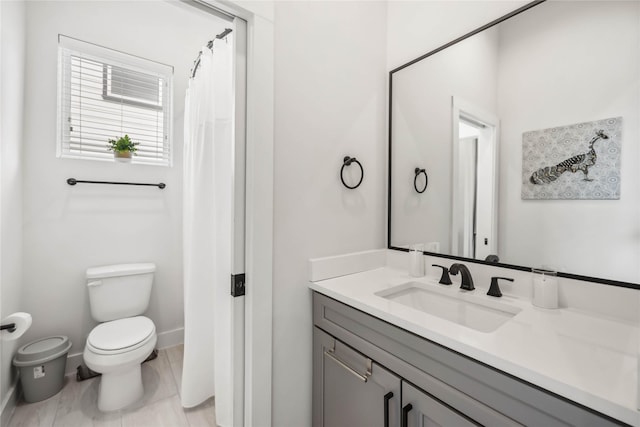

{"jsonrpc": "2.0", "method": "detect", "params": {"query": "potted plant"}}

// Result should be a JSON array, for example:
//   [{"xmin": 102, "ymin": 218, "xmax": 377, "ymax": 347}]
[{"xmin": 107, "ymin": 135, "xmax": 138, "ymax": 162}]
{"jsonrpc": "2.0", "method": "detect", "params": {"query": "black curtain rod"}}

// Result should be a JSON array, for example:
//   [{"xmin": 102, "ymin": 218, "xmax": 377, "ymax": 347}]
[
  {"xmin": 191, "ymin": 28, "xmax": 233, "ymax": 78},
  {"xmin": 207, "ymin": 28, "xmax": 233, "ymax": 49},
  {"xmin": 67, "ymin": 178, "xmax": 166, "ymax": 189}
]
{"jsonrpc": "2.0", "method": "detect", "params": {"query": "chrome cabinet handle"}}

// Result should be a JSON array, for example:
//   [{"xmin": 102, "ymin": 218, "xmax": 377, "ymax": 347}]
[{"xmin": 324, "ymin": 349, "xmax": 371, "ymax": 382}]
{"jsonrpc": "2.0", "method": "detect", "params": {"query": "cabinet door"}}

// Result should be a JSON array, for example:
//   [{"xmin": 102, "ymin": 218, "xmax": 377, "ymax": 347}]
[
  {"xmin": 314, "ymin": 328, "xmax": 401, "ymax": 427},
  {"xmin": 401, "ymin": 381, "xmax": 476, "ymax": 427}
]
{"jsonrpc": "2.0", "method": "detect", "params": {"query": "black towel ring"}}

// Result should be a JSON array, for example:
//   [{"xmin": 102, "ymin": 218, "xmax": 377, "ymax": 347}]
[
  {"xmin": 341, "ymin": 156, "xmax": 364, "ymax": 189},
  {"xmin": 414, "ymin": 168, "xmax": 428, "ymax": 193}
]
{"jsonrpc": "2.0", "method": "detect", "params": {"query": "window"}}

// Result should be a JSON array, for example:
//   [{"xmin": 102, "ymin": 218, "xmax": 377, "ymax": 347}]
[{"xmin": 57, "ymin": 35, "xmax": 173, "ymax": 166}]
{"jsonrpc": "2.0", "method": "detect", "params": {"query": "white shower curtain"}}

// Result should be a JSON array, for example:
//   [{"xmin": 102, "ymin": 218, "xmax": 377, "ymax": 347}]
[{"xmin": 182, "ymin": 37, "xmax": 234, "ymax": 427}]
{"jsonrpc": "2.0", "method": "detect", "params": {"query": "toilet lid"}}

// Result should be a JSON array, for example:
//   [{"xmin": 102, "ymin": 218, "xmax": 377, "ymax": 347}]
[{"xmin": 88, "ymin": 316, "xmax": 155, "ymax": 351}]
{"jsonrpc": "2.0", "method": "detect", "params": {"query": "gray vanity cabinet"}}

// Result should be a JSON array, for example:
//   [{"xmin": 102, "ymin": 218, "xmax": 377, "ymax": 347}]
[
  {"xmin": 313, "ymin": 292, "xmax": 628, "ymax": 427},
  {"xmin": 315, "ymin": 327, "xmax": 483, "ymax": 427},
  {"xmin": 314, "ymin": 328, "xmax": 401, "ymax": 427}
]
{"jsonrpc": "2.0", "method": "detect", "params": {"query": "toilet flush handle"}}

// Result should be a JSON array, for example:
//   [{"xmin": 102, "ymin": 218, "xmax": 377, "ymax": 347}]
[{"xmin": 87, "ymin": 280, "xmax": 102, "ymax": 287}]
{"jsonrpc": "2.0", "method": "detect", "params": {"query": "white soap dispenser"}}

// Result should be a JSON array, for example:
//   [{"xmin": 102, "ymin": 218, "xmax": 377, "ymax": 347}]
[
  {"xmin": 408, "ymin": 244, "xmax": 425, "ymax": 277},
  {"xmin": 531, "ymin": 268, "xmax": 558, "ymax": 309}
]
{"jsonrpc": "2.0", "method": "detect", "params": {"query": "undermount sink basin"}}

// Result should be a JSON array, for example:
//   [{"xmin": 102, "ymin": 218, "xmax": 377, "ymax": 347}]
[{"xmin": 376, "ymin": 281, "xmax": 522, "ymax": 333}]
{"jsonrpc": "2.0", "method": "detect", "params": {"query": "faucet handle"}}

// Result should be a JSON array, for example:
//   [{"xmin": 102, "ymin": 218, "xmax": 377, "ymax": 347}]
[
  {"xmin": 431, "ymin": 264, "xmax": 452, "ymax": 285},
  {"xmin": 487, "ymin": 277, "xmax": 514, "ymax": 298}
]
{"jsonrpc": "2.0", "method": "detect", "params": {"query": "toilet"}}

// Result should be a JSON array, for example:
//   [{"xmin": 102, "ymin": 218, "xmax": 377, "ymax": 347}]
[{"xmin": 83, "ymin": 263, "xmax": 157, "ymax": 412}]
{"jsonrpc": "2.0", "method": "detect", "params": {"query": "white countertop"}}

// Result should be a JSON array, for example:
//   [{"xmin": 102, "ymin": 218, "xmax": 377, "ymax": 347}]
[{"xmin": 310, "ymin": 266, "xmax": 640, "ymax": 426}]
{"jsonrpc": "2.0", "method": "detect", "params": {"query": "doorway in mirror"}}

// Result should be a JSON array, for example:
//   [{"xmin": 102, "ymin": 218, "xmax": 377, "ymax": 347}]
[{"xmin": 452, "ymin": 98, "xmax": 499, "ymax": 262}]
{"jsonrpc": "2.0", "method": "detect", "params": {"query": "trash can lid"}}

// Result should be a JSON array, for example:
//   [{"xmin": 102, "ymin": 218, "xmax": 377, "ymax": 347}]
[{"xmin": 13, "ymin": 336, "xmax": 72, "ymax": 366}]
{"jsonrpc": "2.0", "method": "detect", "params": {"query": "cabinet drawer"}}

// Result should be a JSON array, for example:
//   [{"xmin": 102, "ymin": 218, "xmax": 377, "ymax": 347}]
[
  {"xmin": 402, "ymin": 381, "xmax": 476, "ymax": 427},
  {"xmin": 314, "ymin": 328, "xmax": 401, "ymax": 427}
]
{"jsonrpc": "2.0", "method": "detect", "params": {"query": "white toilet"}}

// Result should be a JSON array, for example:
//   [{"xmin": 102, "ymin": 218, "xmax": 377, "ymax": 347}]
[{"xmin": 83, "ymin": 263, "xmax": 157, "ymax": 412}]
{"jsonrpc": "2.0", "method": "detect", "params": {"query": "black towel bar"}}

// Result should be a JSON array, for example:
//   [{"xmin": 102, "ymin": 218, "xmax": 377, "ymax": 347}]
[{"xmin": 67, "ymin": 178, "xmax": 166, "ymax": 189}]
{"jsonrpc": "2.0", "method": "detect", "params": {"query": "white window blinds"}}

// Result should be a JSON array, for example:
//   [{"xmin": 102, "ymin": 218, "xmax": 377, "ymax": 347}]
[{"xmin": 57, "ymin": 35, "xmax": 173, "ymax": 166}]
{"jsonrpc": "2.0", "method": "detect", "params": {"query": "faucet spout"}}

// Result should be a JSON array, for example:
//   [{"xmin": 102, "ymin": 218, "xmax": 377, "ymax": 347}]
[{"xmin": 449, "ymin": 263, "xmax": 475, "ymax": 291}]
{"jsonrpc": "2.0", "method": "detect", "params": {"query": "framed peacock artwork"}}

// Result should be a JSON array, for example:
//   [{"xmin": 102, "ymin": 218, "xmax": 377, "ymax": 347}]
[{"xmin": 521, "ymin": 117, "xmax": 622, "ymax": 200}]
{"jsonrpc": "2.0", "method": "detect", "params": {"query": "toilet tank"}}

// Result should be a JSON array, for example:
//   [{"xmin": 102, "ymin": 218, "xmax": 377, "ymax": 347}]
[{"xmin": 86, "ymin": 263, "xmax": 156, "ymax": 322}]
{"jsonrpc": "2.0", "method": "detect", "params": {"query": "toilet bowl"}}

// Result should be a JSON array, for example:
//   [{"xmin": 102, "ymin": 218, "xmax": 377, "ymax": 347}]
[
  {"xmin": 84, "ymin": 316, "xmax": 157, "ymax": 411},
  {"xmin": 83, "ymin": 263, "xmax": 156, "ymax": 411}
]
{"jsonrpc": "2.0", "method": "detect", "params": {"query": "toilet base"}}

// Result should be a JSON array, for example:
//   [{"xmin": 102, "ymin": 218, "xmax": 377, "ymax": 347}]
[{"xmin": 98, "ymin": 364, "xmax": 143, "ymax": 412}]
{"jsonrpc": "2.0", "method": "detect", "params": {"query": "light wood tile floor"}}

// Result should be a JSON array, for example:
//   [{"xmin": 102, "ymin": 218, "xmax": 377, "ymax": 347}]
[{"xmin": 8, "ymin": 345, "xmax": 215, "ymax": 427}]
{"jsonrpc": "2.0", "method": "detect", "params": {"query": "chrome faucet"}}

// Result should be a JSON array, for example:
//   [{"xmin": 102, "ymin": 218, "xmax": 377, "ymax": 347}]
[{"xmin": 449, "ymin": 263, "xmax": 475, "ymax": 291}]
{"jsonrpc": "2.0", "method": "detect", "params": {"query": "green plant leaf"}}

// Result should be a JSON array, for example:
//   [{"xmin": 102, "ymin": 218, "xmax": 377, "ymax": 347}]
[{"xmin": 107, "ymin": 134, "xmax": 139, "ymax": 154}]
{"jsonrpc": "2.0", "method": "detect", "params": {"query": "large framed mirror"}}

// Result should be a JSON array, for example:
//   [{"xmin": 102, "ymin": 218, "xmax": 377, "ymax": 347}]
[{"xmin": 388, "ymin": 0, "xmax": 640, "ymax": 287}]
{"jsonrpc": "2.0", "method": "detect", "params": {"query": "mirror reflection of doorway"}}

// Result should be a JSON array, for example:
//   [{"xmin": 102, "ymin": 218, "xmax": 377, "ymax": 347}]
[
  {"xmin": 452, "ymin": 98, "xmax": 499, "ymax": 261},
  {"xmin": 458, "ymin": 131, "xmax": 479, "ymax": 258}
]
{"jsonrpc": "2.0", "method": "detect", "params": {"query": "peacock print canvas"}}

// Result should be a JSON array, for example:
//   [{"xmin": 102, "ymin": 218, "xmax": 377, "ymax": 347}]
[{"xmin": 521, "ymin": 117, "xmax": 622, "ymax": 200}]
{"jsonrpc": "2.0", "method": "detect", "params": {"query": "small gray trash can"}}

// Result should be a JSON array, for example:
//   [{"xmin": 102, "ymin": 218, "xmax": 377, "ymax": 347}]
[{"xmin": 13, "ymin": 336, "xmax": 72, "ymax": 402}]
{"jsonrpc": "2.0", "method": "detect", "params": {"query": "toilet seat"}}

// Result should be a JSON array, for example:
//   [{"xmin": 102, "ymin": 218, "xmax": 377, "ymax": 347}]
[{"xmin": 87, "ymin": 316, "xmax": 155, "ymax": 355}]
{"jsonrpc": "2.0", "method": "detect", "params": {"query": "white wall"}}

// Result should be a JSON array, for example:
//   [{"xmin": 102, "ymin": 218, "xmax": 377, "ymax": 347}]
[
  {"xmin": 273, "ymin": 1, "xmax": 387, "ymax": 425},
  {"xmin": 21, "ymin": 1, "xmax": 226, "ymax": 368},
  {"xmin": 0, "ymin": 0, "xmax": 26, "ymax": 414}
]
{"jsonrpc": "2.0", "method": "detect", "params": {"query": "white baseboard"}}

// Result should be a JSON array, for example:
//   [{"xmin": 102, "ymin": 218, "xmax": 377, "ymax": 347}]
[
  {"xmin": 1, "ymin": 381, "xmax": 19, "ymax": 427},
  {"xmin": 156, "ymin": 327, "xmax": 184, "ymax": 350},
  {"xmin": 65, "ymin": 327, "xmax": 184, "ymax": 375}
]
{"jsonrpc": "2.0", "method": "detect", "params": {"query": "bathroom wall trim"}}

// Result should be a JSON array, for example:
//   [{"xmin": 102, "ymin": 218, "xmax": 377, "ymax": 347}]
[
  {"xmin": 227, "ymin": 5, "xmax": 275, "ymax": 427},
  {"xmin": 156, "ymin": 327, "xmax": 185, "ymax": 350},
  {"xmin": 0, "ymin": 382, "xmax": 19, "ymax": 427}
]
